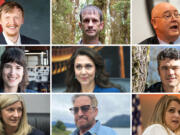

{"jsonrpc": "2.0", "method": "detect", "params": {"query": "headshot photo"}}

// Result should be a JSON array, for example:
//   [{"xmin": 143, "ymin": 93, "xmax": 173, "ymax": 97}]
[
  {"xmin": 52, "ymin": 0, "xmax": 130, "ymax": 44},
  {"xmin": 0, "ymin": 94, "xmax": 50, "ymax": 135},
  {"xmin": 0, "ymin": 0, "xmax": 50, "ymax": 45},
  {"xmin": 132, "ymin": 0, "xmax": 180, "ymax": 44},
  {"xmin": 52, "ymin": 46, "xmax": 130, "ymax": 92},
  {"xmin": 0, "ymin": 46, "xmax": 50, "ymax": 93},
  {"xmin": 132, "ymin": 94, "xmax": 180, "ymax": 135},
  {"xmin": 52, "ymin": 94, "xmax": 130, "ymax": 135},
  {"xmin": 132, "ymin": 46, "xmax": 180, "ymax": 92}
]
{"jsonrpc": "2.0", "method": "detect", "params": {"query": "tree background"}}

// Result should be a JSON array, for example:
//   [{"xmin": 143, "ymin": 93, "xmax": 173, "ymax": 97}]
[{"xmin": 52, "ymin": 0, "xmax": 130, "ymax": 44}]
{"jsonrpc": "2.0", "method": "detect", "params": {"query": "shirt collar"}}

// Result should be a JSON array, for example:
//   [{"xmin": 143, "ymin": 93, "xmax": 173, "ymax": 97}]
[
  {"xmin": 158, "ymin": 36, "xmax": 180, "ymax": 44},
  {"xmin": 74, "ymin": 120, "xmax": 100, "ymax": 135},
  {"xmin": 3, "ymin": 32, "xmax": 21, "ymax": 45}
]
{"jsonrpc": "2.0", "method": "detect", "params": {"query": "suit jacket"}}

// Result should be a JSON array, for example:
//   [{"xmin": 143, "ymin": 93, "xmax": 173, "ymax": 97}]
[
  {"xmin": 0, "ymin": 33, "xmax": 40, "ymax": 44},
  {"xmin": 28, "ymin": 128, "xmax": 45, "ymax": 135},
  {"xmin": 139, "ymin": 36, "xmax": 159, "ymax": 44}
]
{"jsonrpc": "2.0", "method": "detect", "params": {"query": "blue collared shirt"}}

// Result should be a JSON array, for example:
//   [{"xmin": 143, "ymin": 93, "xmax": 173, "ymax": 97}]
[
  {"xmin": 71, "ymin": 121, "xmax": 118, "ymax": 135},
  {"xmin": 93, "ymin": 85, "xmax": 120, "ymax": 93}
]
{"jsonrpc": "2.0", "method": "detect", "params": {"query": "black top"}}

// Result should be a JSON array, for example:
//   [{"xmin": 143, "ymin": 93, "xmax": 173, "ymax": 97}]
[
  {"xmin": 0, "ymin": 33, "xmax": 40, "ymax": 44},
  {"xmin": 28, "ymin": 128, "xmax": 45, "ymax": 135},
  {"xmin": 139, "ymin": 36, "xmax": 160, "ymax": 44},
  {"xmin": 144, "ymin": 82, "xmax": 164, "ymax": 92}
]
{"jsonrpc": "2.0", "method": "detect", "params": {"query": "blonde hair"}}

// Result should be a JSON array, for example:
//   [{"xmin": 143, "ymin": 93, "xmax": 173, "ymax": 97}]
[
  {"xmin": 149, "ymin": 95, "xmax": 180, "ymax": 134},
  {"xmin": 0, "ymin": 95, "xmax": 32, "ymax": 135}
]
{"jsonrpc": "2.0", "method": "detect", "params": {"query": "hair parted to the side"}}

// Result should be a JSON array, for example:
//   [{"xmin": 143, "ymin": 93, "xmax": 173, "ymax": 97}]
[
  {"xmin": 80, "ymin": 5, "xmax": 103, "ymax": 22},
  {"xmin": 72, "ymin": 94, "xmax": 98, "ymax": 108},
  {"xmin": 148, "ymin": 95, "xmax": 180, "ymax": 133},
  {"xmin": 157, "ymin": 48, "xmax": 180, "ymax": 67},
  {"xmin": 0, "ymin": 1, "xmax": 24, "ymax": 17},
  {"xmin": 65, "ymin": 47, "xmax": 122, "ymax": 92},
  {"xmin": 0, "ymin": 94, "xmax": 32, "ymax": 135},
  {"xmin": 0, "ymin": 48, "xmax": 29, "ymax": 92}
]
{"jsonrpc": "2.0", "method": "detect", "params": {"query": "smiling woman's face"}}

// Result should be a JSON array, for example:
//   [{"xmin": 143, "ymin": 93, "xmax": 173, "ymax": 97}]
[
  {"xmin": 74, "ymin": 55, "xmax": 96, "ymax": 88},
  {"xmin": 1, "ymin": 101, "xmax": 23, "ymax": 129}
]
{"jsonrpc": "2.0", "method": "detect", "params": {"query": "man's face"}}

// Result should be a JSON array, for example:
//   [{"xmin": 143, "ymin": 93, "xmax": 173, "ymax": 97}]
[
  {"xmin": 158, "ymin": 58, "xmax": 180, "ymax": 89},
  {"xmin": 0, "ymin": 7, "xmax": 24, "ymax": 37},
  {"xmin": 151, "ymin": 4, "xmax": 179, "ymax": 42},
  {"xmin": 73, "ymin": 96, "xmax": 97, "ymax": 130},
  {"xmin": 79, "ymin": 10, "xmax": 104, "ymax": 39}
]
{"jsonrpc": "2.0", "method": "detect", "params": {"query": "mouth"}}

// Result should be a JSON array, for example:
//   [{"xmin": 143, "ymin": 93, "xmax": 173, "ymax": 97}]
[
  {"xmin": 7, "ymin": 76, "xmax": 17, "ymax": 82},
  {"xmin": 169, "ymin": 24, "xmax": 178, "ymax": 31},
  {"xmin": 172, "ymin": 120, "xmax": 179, "ymax": 124}
]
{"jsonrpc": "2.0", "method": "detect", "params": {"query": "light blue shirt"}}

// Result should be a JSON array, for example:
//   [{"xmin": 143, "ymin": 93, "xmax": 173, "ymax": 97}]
[{"xmin": 70, "ymin": 121, "xmax": 118, "ymax": 135}]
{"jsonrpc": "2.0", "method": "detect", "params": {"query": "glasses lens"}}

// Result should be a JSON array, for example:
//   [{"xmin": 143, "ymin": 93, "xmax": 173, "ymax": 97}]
[{"xmin": 81, "ymin": 105, "xmax": 91, "ymax": 112}]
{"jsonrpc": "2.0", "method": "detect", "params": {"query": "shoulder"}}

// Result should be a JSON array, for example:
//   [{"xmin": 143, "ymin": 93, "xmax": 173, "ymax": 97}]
[
  {"xmin": 143, "ymin": 124, "xmax": 169, "ymax": 135},
  {"xmin": 21, "ymin": 34, "xmax": 40, "ymax": 44},
  {"xmin": 0, "ymin": 33, "xmax": 6, "ymax": 44},
  {"xmin": 98, "ymin": 125, "xmax": 117, "ymax": 135},
  {"xmin": 139, "ymin": 36, "xmax": 159, "ymax": 44},
  {"xmin": 144, "ymin": 82, "xmax": 163, "ymax": 92},
  {"xmin": 94, "ymin": 85, "xmax": 120, "ymax": 93},
  {"xmin": 28, "ymin": 128, "xmax": 45, "ymax": 135}
]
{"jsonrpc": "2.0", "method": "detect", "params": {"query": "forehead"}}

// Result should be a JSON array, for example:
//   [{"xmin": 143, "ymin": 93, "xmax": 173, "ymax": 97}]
[
  {"xmin": 152, "ymin": 3, "xmax": 177, "ymax": 16},
  {"xmin": 159, "ymin": 58, "xmax": 180, "ymax": 66},
  {"xmin": 74, "ymin": 96, "xmax": 91, "ymax": 106},
  {"xmin": 4, "ymin": 62, "xmax": 22, "ymax": 66},
  {"xmin": 167, "ymin": 101, "xmax": 180, "ymax": 109},
  {"xmin": 81, "ymin": 9, "xmax": 100, "ymax": 19},
  {"xmin": 4, "ymin": 101, "xmax": 22, "ymax": 109},
  {"xmin": 1, "ymin": 7, "xmax": 23, "ymax": 16},
  {"xmin": 75, "ymin": 55, "xmax": 94, "ymax": 64}
]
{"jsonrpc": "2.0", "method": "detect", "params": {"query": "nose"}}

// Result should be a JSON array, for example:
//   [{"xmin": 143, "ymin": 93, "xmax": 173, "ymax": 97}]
[
  {"xmin": 77, "ymin": 108, "xmax": 83, "ymax": 116},
  {"xmin": 167, "ymin": 68, "xmax": 175, "ymax": 75},
  {"xmin": 8, "ymin": 17, "xmax": 16, "ymax": 25},
  {"xmin": 88, "ymin": 20, "xmax": 93, "ymax": 27},
  {"xmin": 10, "ymin": 67, "xmax": 16, "ymax": 74},
  {"xmin": 13, "ymin": 110, "xmax": 19, "ymax": 117},
  {"xmin": 81, "ymin": 67, "xmax": 86, "ymax": 74}
]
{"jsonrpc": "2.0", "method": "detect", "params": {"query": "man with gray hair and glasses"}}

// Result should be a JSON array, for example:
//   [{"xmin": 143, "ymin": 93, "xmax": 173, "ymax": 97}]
[
  {"xmin": 140, "ymin": 2, "xmax": 180, "ymax": 44},
  {"xmin": 69, "ymin": 94, "xmax": 117, "ymax": 135}
]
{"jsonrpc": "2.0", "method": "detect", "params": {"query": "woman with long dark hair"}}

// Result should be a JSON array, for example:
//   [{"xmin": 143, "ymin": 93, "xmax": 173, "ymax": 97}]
[{"xmin": 66, "ymin": 47, "xmax": 123, "ymax": 92}]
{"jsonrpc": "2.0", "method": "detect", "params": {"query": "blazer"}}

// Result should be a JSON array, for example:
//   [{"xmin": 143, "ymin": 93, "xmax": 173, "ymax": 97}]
[
  {"xmin": 0, "ymin": 33, "xmax": 40, "ymax": 44},
  {"xmin": 139, "ymin": 36, "xmax": 159, "ymax": 44},
  {"xmin": 28, "ymin": 128, "xmax": 45, "ymax": 135}
]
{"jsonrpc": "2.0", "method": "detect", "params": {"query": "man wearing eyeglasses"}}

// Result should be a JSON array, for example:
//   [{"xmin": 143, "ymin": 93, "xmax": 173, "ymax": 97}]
[
  {"xmin": 70, "ymin": 94, "xmax": 117, "ymax": 135},
  {"xmin": 145, "ymin": 48, "xmax": 180, "ymax": 92},
  {"xmin": 140, "ymin": 2, "xmax": 180, "ymax": 44}
]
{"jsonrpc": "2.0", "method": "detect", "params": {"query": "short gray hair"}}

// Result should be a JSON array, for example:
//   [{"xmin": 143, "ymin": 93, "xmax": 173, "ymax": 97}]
[{"xmin": 72, "ymin": 94, "xmax": 98, "ymax": 107}]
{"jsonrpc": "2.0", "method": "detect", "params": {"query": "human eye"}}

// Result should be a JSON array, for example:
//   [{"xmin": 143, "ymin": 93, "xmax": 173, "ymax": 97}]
[
  {"xmin": 4, "ymin": 64, "xmax": 11, "ymax": 69},
  {"xmin": 168, "ymin": 108, "xmax": 175, "ymax": 113},
  {"xmin": 172, "ymin": 66, "xmax": 180, "ymax": 70},
  {"xmin": 83, "ymin": 19, "xmax": 90, "ymax": 23},
  {"xmin": 17, "ymin": 107, "xmax": 23, "ymax": 113},
  {"xmin": 92, "ymin": 19, "xmax": 98, "ymax": 23},
  {"xmin": 161, "ymin": 66, "xmax": 168, "ymax": 71},
  {"xmin": 85, "ymin": 64, "xmax": 92, "ymax": 69},
  {"xmin": 16, "ymin": 65, "xmax": 23, "ymax": 70},
  {"xmin": 75, "ymin": 64, "xmax": 82, "ymax": 70},
  {"xmin": 174, "ymin": 11, "xmax": 179, "ymax": 17},
  {"xmin": 163, "ymin": 12, "xmax": 171, "ymax": 19},
  {"xmin": 7, "ymin": 108, "xmax": 14, "ymax": 112}
]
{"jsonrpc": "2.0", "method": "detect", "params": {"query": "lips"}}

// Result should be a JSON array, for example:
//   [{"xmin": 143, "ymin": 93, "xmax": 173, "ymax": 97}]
[{"xmin": 169, "ymin": 24, "xmax": 179, "ymax": 31}]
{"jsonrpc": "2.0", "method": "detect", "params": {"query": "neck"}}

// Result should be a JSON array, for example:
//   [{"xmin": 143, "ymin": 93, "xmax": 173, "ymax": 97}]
[
  {"xmin": 4, "ymin": 85, "xmax": 18, "ymax": 93},
  {"xmin": 82, "ymin": 36, "xmax": 100, "ymax": 44},
  {"xmin": 163, "ymin": 85, "xmax": 180, "ymax": 93},
  {"xmin": 5, "ymin": 125, "xmax": 18, "ymax": 135},
  {"xmin": 81, "ymin": 82, "xmax": 95, "ymax": 92},
  {"xmin": 4, "ymin": 32, "xmax": 19, "ymax": 44},
  {"xmin": 157, "ymin": 34, "xmax": 178, "ymax": 43}
]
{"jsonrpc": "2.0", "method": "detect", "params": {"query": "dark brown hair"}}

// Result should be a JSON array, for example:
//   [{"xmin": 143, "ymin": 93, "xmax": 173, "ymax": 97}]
[
  {"xmin": 0, "ymin": 48, "xmax": 29, "ymax": 92},
  {"xmin": 65, "ymin": 47, "xmax": 121, "ymax": 92}
]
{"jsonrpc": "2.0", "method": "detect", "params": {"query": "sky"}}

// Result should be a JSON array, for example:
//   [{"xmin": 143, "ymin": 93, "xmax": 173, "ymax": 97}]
[{"xmin": 52, "ymin": 93, "xmax": 130, "ymax": 124}]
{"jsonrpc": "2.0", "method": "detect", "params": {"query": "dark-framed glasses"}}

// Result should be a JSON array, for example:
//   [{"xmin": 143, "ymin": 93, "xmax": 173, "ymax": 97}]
[
  {"xmin": 69, "ymin": 105, "xmax": 94, "ymax": 114},
  {"xmin": 154, "ymin": 11, "xmax": 180, "ymax": 20}
]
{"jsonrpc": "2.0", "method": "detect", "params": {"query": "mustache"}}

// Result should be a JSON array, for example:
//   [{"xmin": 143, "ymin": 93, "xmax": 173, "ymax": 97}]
[{"xmin": 78, "ymin": 115, "xmax": 88, "ymax": 120}]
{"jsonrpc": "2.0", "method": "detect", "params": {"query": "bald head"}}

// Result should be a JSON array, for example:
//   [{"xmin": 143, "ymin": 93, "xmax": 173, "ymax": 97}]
[
  {"xmin": 151, "ymin": 2, "xmax": 178, "ymax": 18},
  {"xmin": 151, "ymin": 2, "xmax": 180, "ymax": 43}
]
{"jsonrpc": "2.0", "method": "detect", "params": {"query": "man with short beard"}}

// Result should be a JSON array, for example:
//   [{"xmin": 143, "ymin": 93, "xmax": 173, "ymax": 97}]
[
  {"xmin": 79, "ymin": 5, "xmax": 104, "ymax": 44},
  {"xmin": 70, "ymin": 94, "xmax": 117, "ymax": 135},
  {"xmin": 0, "ymin": 1, "xmax": 39, "ymax": 45},
  {"xmin": 140, "ymin": 2, "xmax": 180, "ymax": 44},
  {"xmin": 145, "ymin": 48, "xmax": 180, "ymax": 92}
]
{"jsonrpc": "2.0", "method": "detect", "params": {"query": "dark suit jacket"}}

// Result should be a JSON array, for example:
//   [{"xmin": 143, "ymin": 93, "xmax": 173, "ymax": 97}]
[
  {"xmin": 139, "ymin": 36, "xmax": 159, "ymax": 44},
  {"xmin": 0, "ymin": 33, "xmax": 40, "ymax": 44}
]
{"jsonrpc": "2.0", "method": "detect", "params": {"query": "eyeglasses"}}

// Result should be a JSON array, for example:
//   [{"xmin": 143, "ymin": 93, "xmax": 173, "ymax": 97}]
[
  {"xmin": 153, "ymin": 11, "xmax": 180, "ymax": 20},
  {"xmin": 69, "ymin": 105, "xmax": 95, "ymax": 114}
]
